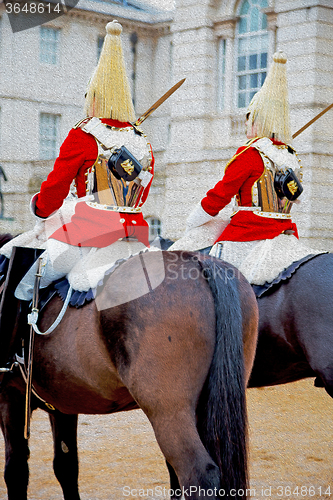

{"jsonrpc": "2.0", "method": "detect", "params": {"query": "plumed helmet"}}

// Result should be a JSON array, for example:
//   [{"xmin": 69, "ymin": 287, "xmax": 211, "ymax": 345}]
[
  {"xmin": 247, "ymin": 50, "xmax": 291, "ymax": 144},
  {"xmin": 84, "ymin": 20, "xmax": 135, "ymax": 122}
]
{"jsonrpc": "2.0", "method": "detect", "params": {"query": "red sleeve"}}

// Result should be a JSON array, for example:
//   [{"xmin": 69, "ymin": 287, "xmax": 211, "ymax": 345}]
[
  {"xmin": 201, "ymin": 146, "xmax": 264, "ymax": 216},
  {"xmin": 35, "ymin": 128, "xmax": 97, "ymax": 218}
]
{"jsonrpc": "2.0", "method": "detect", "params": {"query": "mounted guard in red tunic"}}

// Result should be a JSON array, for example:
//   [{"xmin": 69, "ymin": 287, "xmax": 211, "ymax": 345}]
[
  {"xmin": 171, "ymin": 51, "xmax": 325, "ymax": 286},
  {"xmin": 0, "ymin": 20, "xmax": 155, "ymax": 368}
]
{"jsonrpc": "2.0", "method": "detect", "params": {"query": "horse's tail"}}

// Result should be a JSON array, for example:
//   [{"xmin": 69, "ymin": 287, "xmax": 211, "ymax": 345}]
[{"xmin": 197, "ymin": 257, "xmax": 248, "ymax": 499}]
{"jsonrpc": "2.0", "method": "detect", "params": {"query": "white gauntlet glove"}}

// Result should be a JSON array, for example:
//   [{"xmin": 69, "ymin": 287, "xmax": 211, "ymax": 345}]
[
  {"xmin": 185, "ymin": 203, "xmax": 215, "ymax": 234},
  {"xmin": 30, "ymin": 192, "xmax": 48, "ymax": 241}
]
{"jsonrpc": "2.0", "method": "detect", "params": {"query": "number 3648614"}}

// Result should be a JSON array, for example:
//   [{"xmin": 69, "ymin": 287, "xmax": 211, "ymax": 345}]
[{"xmin": 5, "ymin": 3, "xmax": 63, "ymax": 14}]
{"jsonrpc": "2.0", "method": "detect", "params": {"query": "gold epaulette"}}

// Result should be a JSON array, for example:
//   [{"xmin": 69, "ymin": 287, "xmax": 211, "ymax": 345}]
[{"xmin": 224, "ymin": 137, "xmax": 259, "ymax": 172}]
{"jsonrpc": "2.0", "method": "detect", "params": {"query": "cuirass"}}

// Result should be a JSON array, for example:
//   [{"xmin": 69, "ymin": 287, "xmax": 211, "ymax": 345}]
[
  {"xmin": 80, "ymin": 117, "xmax": 153, "ymax": 210},
  {"xmin": 251, "ymin": 138, "xmax": 303, "ymax": 215}
]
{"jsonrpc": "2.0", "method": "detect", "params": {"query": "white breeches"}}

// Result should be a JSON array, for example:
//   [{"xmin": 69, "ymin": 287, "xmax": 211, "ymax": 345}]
[
  {"xmin": 15, "ymin": 239, "xmax": 92, "ymax": 301},
  {"xmin": 15, "ymin": 238, "xmax": 148, "ymax": 301}
]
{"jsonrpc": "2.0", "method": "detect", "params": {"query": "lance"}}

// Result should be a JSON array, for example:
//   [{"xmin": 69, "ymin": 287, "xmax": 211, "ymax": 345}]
[
  {"xmin": 134, "ymin": 78, "xmax": 186, "ymax": 127},
  {"xmin": 292, "ymin": 102, "xmax": 333, "ymax": 139}
]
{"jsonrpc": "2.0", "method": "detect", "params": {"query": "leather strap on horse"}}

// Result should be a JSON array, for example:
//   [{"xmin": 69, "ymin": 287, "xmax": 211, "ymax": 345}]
[
  {"xmin": 28, "ymin": 283, "xmax": 73, "ymax": 336},
  {"xmin": 24, "ymin": 257, "xmax": 43, "ymax": 440}
]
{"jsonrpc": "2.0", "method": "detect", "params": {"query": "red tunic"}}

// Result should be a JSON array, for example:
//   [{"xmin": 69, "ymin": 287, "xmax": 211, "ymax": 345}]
[
  {"xmin": 201, "ymin": 139, "xmax": 298, "ymax": 243},
  {"xmin": 35, "ymin": 119, "xmax": 154, "ymax": 247}
]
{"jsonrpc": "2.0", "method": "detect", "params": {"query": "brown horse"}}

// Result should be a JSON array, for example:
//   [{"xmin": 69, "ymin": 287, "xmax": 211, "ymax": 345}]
[{"xmin": 0, "ymin": 243, "xmax": 258, "ymax": 500}]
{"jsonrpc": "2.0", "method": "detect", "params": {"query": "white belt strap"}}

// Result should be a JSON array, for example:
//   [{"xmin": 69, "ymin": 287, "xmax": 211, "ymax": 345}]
[{"xmin": 27, "ymin": 285, "xmax": 73, "ymax": 336}]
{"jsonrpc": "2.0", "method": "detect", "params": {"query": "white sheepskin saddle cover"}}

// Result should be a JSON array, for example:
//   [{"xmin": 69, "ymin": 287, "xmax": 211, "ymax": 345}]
[
  {"xmin": 67, "ymin": 240, "xmax": 154, "ymax": 292},
  {"xmin": 211, "ymin": 234, "xmax": 325, "ymax": 285},
  {"xmin": 169, "ymin": 220, "xmax": 325, "ymax": 286}
]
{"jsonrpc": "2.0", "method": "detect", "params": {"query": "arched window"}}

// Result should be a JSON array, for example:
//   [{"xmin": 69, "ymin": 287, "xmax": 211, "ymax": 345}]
[
  {"xmin": 146, "ymin": 217, "xmax": 162, "ymax": 241},
  {"xmin": 236, "ymin": 0, "xmax": 269, "ymax": 109}
]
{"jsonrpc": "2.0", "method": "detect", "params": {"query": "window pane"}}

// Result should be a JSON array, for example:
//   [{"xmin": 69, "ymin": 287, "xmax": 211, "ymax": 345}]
[
  {"xmin": 238, "ymin": 56, "xmax": 246, "ymax": 72},
  {"xmin": 238, "ymin": 38, "xmax": 248, "ymax": 54},
  {"xmin": 261, "ymin": 13, "xmax": 267, "ymax": 30},
  {"xmin": 238, "ymin": 93, "xmax": 246, "ymax": 108},
  {"xmin": 40, "ymin": 113, "xmax": 60, "ymax": 160},
  {"xmin": 240, "ymin": 0, "xmax": 250, "ymax": 15},
  {"xmin": 250, "ymin": 73, "xmax": 258, "ymax": 88},
  {"xmin": 260, "ymin": 52, "xmax": 267, "ymax": 68},
  {"xmin": 147, "ymin": 217, "xmax": 162, "ymax": 240},
  {"xmin": 249, "ymin": 54, "xmax": 258, "ymax": 70},
  {"xmin": 238, "ymin": 17, "xmax": 248, "ymax": 34},
  {"xmin": 40, "ymin": 27, "xmax": 60, "ymax": 64},
  {"xmin": 235, "ymin": 0, "xmax": 269, "ymax": 109},
  {"xmin": 97, "ymin": 36, "xmax": 104, "ymax": 61},
  {"xmin": 221, "ymin": 38, "xmax": 226, "ymax": 56},
  {"xmin": 238, "ymin": 75, "xmax": 247, "ymax": 90},
  {"xmin": 250, "ymin": 7, "xmax": 259, "ymax": 32},
  {"xmin": 260, "ymin": 34, "xmax": 269, "ymax": 50},
  {"xmin": 249, "ymin": 35, "xmax": 260, "ymax": 52}
]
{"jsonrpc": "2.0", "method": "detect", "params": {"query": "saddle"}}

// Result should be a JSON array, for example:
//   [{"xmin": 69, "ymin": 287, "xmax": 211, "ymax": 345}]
[
  {"xmin": 251, "ymin": 253, "xmax": 322, "ymax": 298},
  {"xmin": 46, "ymin": 251, "xmax": 324, "ymax": 304}
]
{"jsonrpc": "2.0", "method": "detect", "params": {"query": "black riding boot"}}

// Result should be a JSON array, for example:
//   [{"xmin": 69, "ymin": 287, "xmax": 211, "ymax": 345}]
[
  {"xmin": 0, "ymin": 255, "xmax": 9, "ymax": 285},
  {"xmin": 0, "ymin": 246, "xmax": 43, "ymax": 370}
]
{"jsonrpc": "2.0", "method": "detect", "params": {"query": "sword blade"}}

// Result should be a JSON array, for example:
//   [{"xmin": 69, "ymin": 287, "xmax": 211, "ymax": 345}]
[
  {"xmin": 292, "ymin": 102, "xmax": 333, "ymax": 139},
  {"xmin": 135, "ymin": 78, "xmax": 186, "ymax": 127}
]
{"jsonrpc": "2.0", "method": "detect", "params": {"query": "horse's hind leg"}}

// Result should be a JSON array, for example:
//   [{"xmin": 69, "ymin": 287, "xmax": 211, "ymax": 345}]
[
  {"xmin": 48, "ymin": 411, "xmax": 81, "ymax": 500},
  {"xmin": 0, "ymin": 383, "xmax": 30, "ymax": 500},
  {"xmin": 166, "ymin": 461, "xmax": 182, "ymax": 499},
  {"xmin": 151, "ymin": 412, "xmax": 220, "ymax": 500}
]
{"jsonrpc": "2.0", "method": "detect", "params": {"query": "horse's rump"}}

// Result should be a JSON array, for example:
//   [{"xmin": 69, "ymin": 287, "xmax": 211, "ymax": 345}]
[{"xmin": 1, "ymin": 247, "xmax": 258, "ymax": 499}]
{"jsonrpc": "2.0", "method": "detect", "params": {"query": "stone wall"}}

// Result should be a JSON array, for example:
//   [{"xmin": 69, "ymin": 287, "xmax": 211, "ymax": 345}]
[{"xmin": 0, "ymin": 1, "xmax": 173, "ymax": 235}]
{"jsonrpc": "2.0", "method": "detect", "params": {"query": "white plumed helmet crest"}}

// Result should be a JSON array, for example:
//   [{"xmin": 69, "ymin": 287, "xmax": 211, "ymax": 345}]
[
  {"xmin": 84, "ymin": 20, "xmax": 135, "ymax": 122},
  {"xmin": 247, "ymin": 50, "xmax": 291, "ymax": 144}
]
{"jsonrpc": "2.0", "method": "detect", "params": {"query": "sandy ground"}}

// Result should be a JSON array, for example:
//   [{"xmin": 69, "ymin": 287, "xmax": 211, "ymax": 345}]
[{"xmin": 0, "ymin": 378, "xmax": 332, "ymax": 500}]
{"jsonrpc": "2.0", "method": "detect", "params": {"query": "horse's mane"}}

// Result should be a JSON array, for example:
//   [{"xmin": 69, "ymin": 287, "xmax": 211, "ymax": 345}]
[{"xmin": 0, "ymin": 233, "xmax": 13, "ymax": 248}]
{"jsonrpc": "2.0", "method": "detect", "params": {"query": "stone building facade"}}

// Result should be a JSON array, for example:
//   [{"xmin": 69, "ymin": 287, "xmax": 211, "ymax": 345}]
[
  {"xmin": 0, "ymin": 0, "xmax": 173, "ymax": 238},
  {"xmin": 1, "ymin": 0, "xmax": 333, "ymax": 251}
]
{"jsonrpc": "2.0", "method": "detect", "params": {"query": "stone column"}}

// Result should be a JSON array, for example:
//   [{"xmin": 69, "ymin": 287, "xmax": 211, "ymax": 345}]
[{"xmin": 163, "ymin": 0, "xmax": 217, "ymax": 239}]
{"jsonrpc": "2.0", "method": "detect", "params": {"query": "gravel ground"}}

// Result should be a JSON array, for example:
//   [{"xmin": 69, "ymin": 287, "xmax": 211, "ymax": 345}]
[{"xmin": 0, "ymin": 378, "xmax": 332, "ymax": 500}]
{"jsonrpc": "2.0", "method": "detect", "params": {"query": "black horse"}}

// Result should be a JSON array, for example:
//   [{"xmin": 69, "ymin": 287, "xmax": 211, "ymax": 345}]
[
  {"xmin": 249, "ymin": 252, "xmax": 333, "ymax": 393},
  {"xmin": 0, "ymin": 239, "xmax": 258, "ymax": 500}
]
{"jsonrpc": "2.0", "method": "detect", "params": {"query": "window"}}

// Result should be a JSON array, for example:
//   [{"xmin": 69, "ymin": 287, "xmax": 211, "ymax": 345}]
[
  {"xmin": 218, "ymin": 39, "xmax": 226, "ymax": 110},
  {"xmin": 97, "ymin": 35, "xmax": 104, "ymax": 61},
  {"xmin": 39, "ymin": 113, "xmax": 60, "ymax": 160},
  {"xmin": 146, "ymin": 217, "xmax": 162, "ymax": 241},
  {"xmin": 236, "ymin": 0, "xmax": 269, "ymax": 108},
  {"xmin": 40, "ymin": 26, "xmax": 60, "ymax": 64}
]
